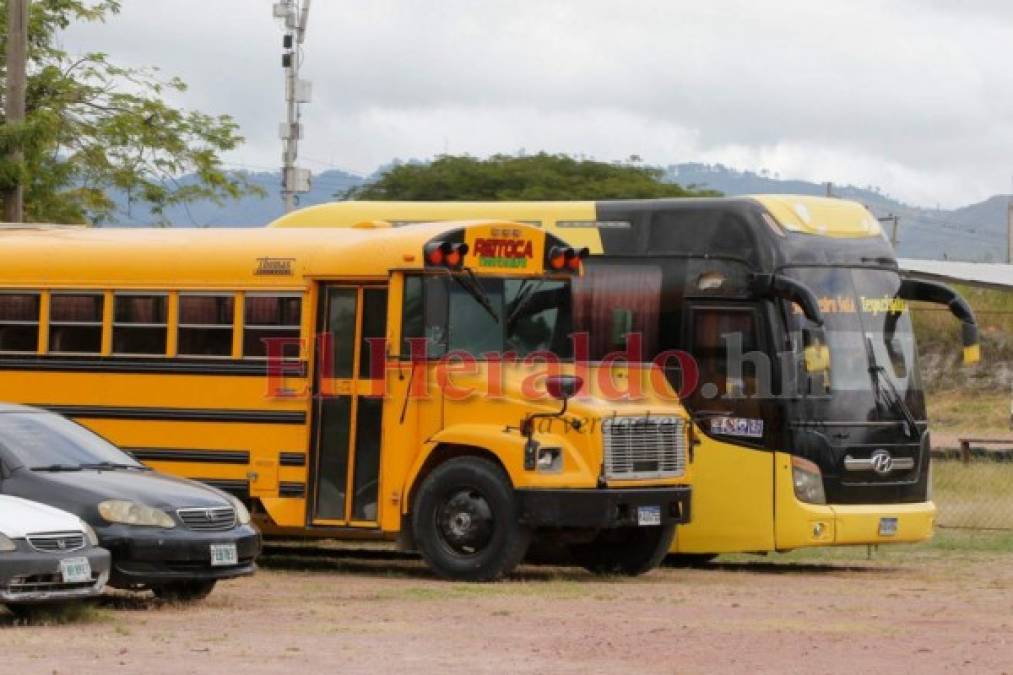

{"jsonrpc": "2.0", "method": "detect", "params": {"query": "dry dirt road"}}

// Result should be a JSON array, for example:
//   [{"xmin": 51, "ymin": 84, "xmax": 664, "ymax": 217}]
[{"xmin": 3, "ymin": 545, "xmax": 1012, "ymax": 674}]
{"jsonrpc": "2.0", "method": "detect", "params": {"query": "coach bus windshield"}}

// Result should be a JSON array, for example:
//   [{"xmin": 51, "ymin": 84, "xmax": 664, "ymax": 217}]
[
  {"xmin": 785, "ymin": 267, "xmax": 925, "ymax": 420},
  {"xmin": 402, "ymin": 275, "xmax": 574, "ymax": 359}
]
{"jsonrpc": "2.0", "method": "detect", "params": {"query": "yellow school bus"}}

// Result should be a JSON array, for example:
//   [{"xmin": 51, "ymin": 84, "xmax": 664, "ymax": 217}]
[
  {"xmin": 271, "ymin": 198, "xmax": 981, "ymax": 560},
  {"xmin": 0, "ymin": 220, "xmax": 692, "ymax": 580}
]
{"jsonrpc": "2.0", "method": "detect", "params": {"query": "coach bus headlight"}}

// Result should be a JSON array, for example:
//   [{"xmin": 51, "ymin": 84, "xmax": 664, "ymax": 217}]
[
  {"xmin": 791, "ymin": 456, "xmax": 826, "ymax": 505},
  {"xmin": 228, "ymin": 494, "xmax": 252, "ymax": 525},
  {"xmin": 98, "ymin": 500, "xmax": 176, "ymax": 528},
  {"xmin": 0, "ymin": 532, "xmax": 16, "ymax": 552}
]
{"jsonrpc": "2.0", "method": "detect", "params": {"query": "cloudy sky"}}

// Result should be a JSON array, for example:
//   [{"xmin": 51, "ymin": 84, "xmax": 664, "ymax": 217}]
[{"xmin": 62, "ymin": 0, "xmax": 1013, "ymax": 208}]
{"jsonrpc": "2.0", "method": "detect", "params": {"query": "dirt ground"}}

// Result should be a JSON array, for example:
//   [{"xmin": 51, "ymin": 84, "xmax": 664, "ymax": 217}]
[{"xmin": 3, "ymin": 544, "xmax": 1012, "ymax": 675}]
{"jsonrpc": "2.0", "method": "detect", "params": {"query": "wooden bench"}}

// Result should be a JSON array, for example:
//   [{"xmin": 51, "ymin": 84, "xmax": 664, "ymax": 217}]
[{"xmin": 957, "ymin": 438, "xmax": 1013, "ymax": 464}]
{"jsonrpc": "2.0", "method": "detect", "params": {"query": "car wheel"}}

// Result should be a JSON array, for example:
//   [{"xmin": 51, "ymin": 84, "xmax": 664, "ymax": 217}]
[
  {"xmin": 412, "ymin": 456, "xmax": 531, "ymax": 582},
  {"xmin": 152, "ymin": 580, "xmax": 217, "ymax": 602},
  {"xmin": 569, "ymin": 523, "xmax": 677, "ymax": 576}
]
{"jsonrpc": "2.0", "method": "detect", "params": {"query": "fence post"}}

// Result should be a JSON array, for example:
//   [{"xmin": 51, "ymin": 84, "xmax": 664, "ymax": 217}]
[{"xmin": 959, "ymin": 439, "xmax": 971, "ymax": 465}]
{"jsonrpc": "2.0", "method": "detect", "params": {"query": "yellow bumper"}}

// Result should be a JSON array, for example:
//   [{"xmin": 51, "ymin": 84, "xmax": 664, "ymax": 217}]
[{"xmin": 776, "ymin": 499, "xmax": 936, "ymax": 550}]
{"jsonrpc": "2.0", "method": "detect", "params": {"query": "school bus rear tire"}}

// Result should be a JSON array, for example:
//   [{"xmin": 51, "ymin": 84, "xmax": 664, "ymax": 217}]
[
  {"xmin": 412, "ymin": 456, "xmax": 531, "ymax": 582},
  {"xmin": 568, "ymin": 523, "xmax": 677, "ymax": 576}
]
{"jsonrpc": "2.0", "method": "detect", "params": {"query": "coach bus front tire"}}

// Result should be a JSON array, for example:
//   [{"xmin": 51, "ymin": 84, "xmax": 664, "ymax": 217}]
[
  {"xmin": 412, "ymin": 457, "xmax": 531, "ymax": 582},
  {"xmin": 569, "ymin": 523, "xmax": 677, "ymax": 576}
]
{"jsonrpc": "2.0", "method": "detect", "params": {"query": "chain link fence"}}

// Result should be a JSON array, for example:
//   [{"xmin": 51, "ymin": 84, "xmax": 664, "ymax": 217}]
[{"xmin": 932, "ymin": 442, "xmax": 1013, "ymax": 531}]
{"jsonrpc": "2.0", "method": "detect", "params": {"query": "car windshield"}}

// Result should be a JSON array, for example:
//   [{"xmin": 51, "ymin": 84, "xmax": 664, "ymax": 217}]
[
  {"xmin": 0, "ymin": 412, "xmax": 141, "ymax": 469},
  {"xmin": 784, "ymin": 266, "xmax": 922, "ymax": 400}
]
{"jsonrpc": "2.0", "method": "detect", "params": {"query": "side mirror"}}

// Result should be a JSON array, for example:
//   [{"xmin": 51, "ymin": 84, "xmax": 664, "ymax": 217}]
[
  {"xmin": 752, "ymin": 273, "xmax": 824, "ymax": 326},
  {"xmin": 804, "ymin": 343, "xmax": 831, "ymax": 374},
  {"xmin": 896, "ymin": 278, "xmax": 980, "ymax": 365},
  {"xmin": 520, "ymin": 375, "xmax": 584, "ymax": 470},
  {"xmin": 545, "ymin": 375, "xmax": 583, "ymax": 401}
]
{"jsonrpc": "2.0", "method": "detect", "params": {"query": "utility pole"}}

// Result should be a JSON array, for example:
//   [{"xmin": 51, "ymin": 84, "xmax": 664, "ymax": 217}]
[
  {"xmin": 1007, "ymin": 197, "xmax": 1012, "ymax": 264},
  {"xmin": 274, "ymin": 0, "xmax": 312, "ymax": 212},
  {"xmin": 878, "ymin": 213, "xmax": 901, "ymax": 248},
  {"xmin": 3, "ymin": 0, "xmax": 29, "ymax": 223}
]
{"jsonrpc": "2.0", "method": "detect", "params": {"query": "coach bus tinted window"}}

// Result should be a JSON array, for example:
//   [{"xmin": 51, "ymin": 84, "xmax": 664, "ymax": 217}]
[
  {"xmin": 49, "ymin": 293, "xmax": 104, "ymax": 354},
  {"xmin": 178, "ymin": 294, "xmax": 234, "ymax": 357},
  {"xmin": 113, "ymin": 294, "xmax": 168, "ymax": 355},
  {"xmin": 0, "ymin": 292, "xmax": 40, "ymax": 353},
  {"xmin": 244, "ymin": 294, "xmax": 302, "ymax": 358}
]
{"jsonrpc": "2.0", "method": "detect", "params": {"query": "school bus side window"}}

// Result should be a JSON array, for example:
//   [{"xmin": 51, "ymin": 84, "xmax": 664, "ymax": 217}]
[
  {"xmin": 0, "ymin": 292, "xmax": 40, "ymax": 353},
  {"xmin": 244, "ymin": 294, "xmax": 301, "ymax": 358},
  {"xmin": 113, "ymin": 293, "xmax": 168, "ymax": 356},
  {"xmin": 49, "ymin": 293, "xmax": 103, "ymax": 354},
  {"xmin": 178, "ymin": 294, "xmax": 234, "ymax": 357}
]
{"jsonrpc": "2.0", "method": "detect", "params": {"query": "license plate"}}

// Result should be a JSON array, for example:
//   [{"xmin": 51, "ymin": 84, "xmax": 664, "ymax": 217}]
[
  {"xmin": 879, "ymin": 517, "xmax": 899, "ymax": 536},
  {"xmin": 60, "ymin": 557, "xmax": 92, "ymax": 584},
  {"xmin": 637, "ymin": 505, "xmax": 662, "ymax": 527},
  {"xmin": 210, "ymin": 543, "xmax": 238, "ymax": 567}
]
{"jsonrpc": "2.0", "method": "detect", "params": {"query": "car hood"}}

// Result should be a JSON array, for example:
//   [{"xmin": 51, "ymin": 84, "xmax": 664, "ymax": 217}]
[
  {"xmin": 0, "ymin": 494, "xmax": 86, "ymax": 538},
  {"xmin": 9, "ymin": 468, "xmax": 232, "ymax": 519}
]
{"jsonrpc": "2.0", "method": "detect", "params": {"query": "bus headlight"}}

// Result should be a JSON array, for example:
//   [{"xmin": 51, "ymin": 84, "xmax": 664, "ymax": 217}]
[
  {"xmin": 791, "ymin": 456, "xmax": 826, "ymax": 505},
  {"xmin": 228, "ymin": 495, "xmax": 252, "ymax": 525},
  {"xmin": 536, "ymin": 447, "xmax": 563, "ymax": 473},
  {"xmin": 98, "ymin": 500, "xmax": 176, "ymax": 528},
  {"xmin": 0, "ymin": 532, "xmax": 16, "ymax": 552}
]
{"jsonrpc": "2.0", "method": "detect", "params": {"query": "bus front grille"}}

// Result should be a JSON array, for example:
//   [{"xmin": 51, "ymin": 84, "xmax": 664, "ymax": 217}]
[{"xmin": 602, "ymin": 416, "xmax": 687, "ymax": 480}]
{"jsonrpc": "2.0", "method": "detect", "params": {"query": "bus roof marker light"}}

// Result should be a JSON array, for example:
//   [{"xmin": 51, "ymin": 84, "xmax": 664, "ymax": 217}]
[{"xmin": 424, "ymin": 241, "xmax": 468, "ymax": 268}]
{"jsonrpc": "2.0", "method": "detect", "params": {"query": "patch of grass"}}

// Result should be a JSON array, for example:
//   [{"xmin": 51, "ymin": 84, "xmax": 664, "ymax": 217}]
[
  {"xmin": 717, "ymin": 528, "xmax": 1013, "ymax": 567},
  {"xmin": 926, "ymin": 389, "xmax": 1010, "ymax": 433}
]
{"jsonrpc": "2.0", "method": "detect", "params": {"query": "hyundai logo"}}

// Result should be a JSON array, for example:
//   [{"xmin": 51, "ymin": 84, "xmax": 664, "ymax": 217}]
[
  {"xmin": 870, "ymin": 449, "xmax": 894, "ymax": 475},
  {"xmin": 56, "ymin": 539, "xmax": 67, "ymax": 550}
]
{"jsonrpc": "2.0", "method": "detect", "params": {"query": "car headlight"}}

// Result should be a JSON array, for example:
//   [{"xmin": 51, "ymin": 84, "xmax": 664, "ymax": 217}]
[
  {"xmin": 791, "ymin": 456, "xmax": 827, "ymax": 505},
  {"xmin": 98, "ymin": 500, "xmax": 176, "ymax": 528},
  {"xmin": 0, "ymin": 532, "xmax": 16, "ymax": 553},
  {"xmin": 227, "ymin": 495, "xmax": 252, "ymax": 525},
  {"xmin": 80, "ymin": 520, "xmax": 100, "ymax": 546}
]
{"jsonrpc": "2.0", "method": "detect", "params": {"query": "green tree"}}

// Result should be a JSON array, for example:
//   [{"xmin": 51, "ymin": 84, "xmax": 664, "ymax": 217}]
[
  {"xmin": 344, "ymin": 153, "xmax": 720, "ymax": 201},
  {"xmin": 0, "ymin": 0, "xmax": 258, "ymax": 224}
]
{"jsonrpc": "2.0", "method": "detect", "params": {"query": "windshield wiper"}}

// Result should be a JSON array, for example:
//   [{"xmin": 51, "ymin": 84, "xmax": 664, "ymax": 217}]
[
  {"xmin": 864, "ymin": 334, "xmax": 918, "ymax": 438},
  {"xmin": 80, "ymin": 461, "xmax": 148, "ymax": 471},
  {"xmin": 506, "ymin": 278, "xmax": 545, "ymax": 327},
  {"xmin": 452, "ymin": 269, "xmax": 499, "ymax": 323},
  {"xmin": 31, "ymin": 463, "xmax": 83, "ymax": 472}
]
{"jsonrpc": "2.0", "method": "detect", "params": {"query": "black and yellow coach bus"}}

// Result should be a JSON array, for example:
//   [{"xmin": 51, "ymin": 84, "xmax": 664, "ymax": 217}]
[
  {"xmin": 0, "ymin": 220, "xmax": 693, "ymax": 580},
  {"xmin": 271, "ymin": 196, "xmax": 980, "ymax": 559}
]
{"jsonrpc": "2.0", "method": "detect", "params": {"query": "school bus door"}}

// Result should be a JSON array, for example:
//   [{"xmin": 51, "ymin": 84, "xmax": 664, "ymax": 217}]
[{"xmin": 310, "ymin": 283, "xmax": 388, "ymax": 527}]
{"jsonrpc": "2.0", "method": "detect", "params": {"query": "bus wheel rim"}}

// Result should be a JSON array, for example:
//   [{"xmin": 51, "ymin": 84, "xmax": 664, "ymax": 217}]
[{"xmin": 435, "ymin": 488, "xmax": 494, "ymax": 556}]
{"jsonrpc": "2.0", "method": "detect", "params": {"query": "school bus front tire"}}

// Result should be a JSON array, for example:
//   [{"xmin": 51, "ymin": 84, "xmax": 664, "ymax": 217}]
[
  {"xmin": 568, "ymin": 524, "xmax": 677, "ymax": 576},
  {"xmin": 412, "ymin": 457, "xmax": 532, "ymax": 582}
]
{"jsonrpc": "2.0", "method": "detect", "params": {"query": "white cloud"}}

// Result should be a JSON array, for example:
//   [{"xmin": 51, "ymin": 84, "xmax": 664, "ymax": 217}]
[{"xmin": 60, "ymin": 0, "xmax": 1013, "ymax": 207}]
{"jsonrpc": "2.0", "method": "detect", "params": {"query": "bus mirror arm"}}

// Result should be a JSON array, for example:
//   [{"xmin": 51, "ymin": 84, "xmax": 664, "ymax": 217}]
[
  {"xmin": 520, "ymin": 375, "xmax": 583, "ymax": 470},
  {"xmin": 897, "ymin": 278, "xmax": 980, "ymax": 365},
  {"xmin": 751, "ymin": 273, "xmax": 824, "ymax": 326}
]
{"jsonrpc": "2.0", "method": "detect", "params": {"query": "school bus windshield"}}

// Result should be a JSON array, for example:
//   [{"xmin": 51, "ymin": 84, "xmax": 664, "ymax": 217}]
[{"xmin": 404, "ymin": 274, "xmax": 574, "ymax": 358}]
